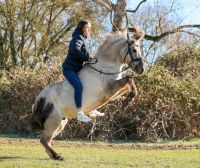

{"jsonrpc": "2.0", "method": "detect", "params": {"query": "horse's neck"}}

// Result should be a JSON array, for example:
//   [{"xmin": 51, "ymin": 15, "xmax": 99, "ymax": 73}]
[
  {"xmin": 93, "ymin": 36, "xmax": 127, "ymax": 75},
  {"xmin": 97, "ymin": 35, "xmax": 127, "ymax": 61},
  {"xmin": 96, "ymin": 57, "xmax": 121, "ymax": 69},
  {"xmin": 83, "ymin": 37, "xmax": 127, "ymax": 81},
  {"xmin": 89, "ymin": 57, "xmax": 123, "ymax": 80}
]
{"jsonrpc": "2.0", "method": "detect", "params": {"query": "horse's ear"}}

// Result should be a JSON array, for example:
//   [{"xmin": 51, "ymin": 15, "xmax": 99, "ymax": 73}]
[
  {"xmin": 130, "ymin": 25, "xmax": 145, "ymax": 41},
  {"xmin": 115, "ymin": 28, "xmax": 128, "ymax": 37}
]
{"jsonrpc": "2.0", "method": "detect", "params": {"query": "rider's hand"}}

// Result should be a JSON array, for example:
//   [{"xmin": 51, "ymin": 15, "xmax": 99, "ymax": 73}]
[
  {"xmin": 89, "ymin": 56, "xmax": 97, "ymax": 59},
  {"xmin": 87, "ymin": 57, "xmax": 98, "ymax": 64}
]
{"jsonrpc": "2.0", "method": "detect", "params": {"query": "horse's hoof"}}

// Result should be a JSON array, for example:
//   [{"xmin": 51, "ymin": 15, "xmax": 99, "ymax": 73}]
[{"xmin": 55, "ymin": 155, "xmax": 64, "ymax": 161}]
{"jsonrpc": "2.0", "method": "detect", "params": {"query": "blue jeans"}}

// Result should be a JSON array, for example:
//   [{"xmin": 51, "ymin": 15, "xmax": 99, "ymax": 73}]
[{"xmin": 63, "ymin": 69, "xmax": 83, "ymax": 108}]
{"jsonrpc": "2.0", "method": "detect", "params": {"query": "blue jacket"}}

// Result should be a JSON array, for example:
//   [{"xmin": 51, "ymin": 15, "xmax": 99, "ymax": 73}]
[{"xmin": 62, "ymin": 28, "xmax": 90, "ymax": 72}]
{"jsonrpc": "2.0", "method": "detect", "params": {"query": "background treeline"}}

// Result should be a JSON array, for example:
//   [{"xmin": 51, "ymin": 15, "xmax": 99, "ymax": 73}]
[
  {"xmin": 1, "ymin": 44, "xmax": 199, "ymax": 140},
  {"xmin": 0, "ymin": 0, "xmax": 199, "ymax": 140}
]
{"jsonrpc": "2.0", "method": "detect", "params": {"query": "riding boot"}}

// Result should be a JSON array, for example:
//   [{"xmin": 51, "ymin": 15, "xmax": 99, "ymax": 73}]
[
  {"xmin": 77, "ymin": 109, "xmax": 92, "ymax": 122},
  {"xmin": 90, "ymin": 109, "xmax": 105, "ymax": 118}
]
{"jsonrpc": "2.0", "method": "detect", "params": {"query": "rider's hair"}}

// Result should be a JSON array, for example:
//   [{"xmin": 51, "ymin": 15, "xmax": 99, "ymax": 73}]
[{"xmin": 77, "ymin": 20, "xmax": 91, "ymax": 32}]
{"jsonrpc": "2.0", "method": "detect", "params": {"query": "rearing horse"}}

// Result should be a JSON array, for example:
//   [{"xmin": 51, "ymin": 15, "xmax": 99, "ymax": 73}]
[{"xmin": 31, "ymin": 26, "xmax": 145, "ymax": 160}]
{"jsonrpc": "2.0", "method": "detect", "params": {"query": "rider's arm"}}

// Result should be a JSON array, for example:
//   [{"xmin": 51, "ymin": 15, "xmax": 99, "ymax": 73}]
[{"xmin": 71, "ymin": 35, "xmax": 90, "ymax": 62}]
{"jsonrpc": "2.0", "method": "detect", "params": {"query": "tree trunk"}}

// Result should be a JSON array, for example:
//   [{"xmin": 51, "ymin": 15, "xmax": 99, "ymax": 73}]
[
  {"xmin": 10, "ymin": 30, "xmax": 17, "ymax": 65},
  {"xmin": 0, "ymin": 35, "xmax": 5, "ymax": 69},
  {"xmin": 112, "ymin": 0, "xmax": 127, "ymax": 32}
]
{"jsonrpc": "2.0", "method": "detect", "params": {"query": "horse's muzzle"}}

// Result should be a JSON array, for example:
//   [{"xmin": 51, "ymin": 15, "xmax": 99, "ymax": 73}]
[{"xmin": 132, "ymin": 60, "xmax": 144, "ymax": 74}]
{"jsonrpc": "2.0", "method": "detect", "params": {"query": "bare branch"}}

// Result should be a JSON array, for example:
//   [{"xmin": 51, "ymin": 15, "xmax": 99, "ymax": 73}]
[
  {"xmin": 96, "ymin": 0, "xmax": 114, "ymax": 10},
  {"xmin": 110, "ymin": 9, "xmax": 119, "ymax": 32},
  {"xmin": 126, "ymin": 0, "xmax": 147, "ymax": 13},
  {"xmin": 129, "ymin": 24, "xmax": 200, "ymax": 42},
  {"xmin": 181, "ymin": 30, "xmax": 200, "ymax": 38},
  {"xmin": 52, "ymin": 7, "xmax": 66, "ymax": 23}
]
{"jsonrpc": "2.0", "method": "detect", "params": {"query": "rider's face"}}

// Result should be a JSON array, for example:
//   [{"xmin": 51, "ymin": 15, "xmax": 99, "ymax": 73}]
[{"xmin": 82, "ymin": 24, "xmax": 91, "ymax": 37}]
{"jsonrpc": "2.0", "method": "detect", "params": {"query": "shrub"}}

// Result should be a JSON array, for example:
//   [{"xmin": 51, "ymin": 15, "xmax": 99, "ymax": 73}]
[{"xmin": 0, "ymin": 45, "xmax": 199, "ymax": 140}]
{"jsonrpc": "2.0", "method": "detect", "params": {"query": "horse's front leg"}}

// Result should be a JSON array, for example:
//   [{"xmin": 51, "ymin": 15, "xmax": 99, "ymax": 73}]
[
  {"xmin": 106, "ymin": 76, "xmax": 130, "ymax": 96},
  {"xmin": 107, "ymin": 76, "xmax": 137, "ymax": 101},
  {"xmin": 127, "ymin": 78, "xmax": 138, "ymax": 102}
]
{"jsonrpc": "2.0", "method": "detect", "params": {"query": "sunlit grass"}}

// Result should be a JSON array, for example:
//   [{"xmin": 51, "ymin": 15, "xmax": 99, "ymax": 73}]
[{"xmin": 0, "ymin": 136, "xmax": 200, "ymax": 168}]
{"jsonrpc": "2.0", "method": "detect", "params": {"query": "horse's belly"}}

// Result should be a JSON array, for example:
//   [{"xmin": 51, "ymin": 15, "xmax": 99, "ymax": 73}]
[
  {"xmin": 60, "ymin": 96, "xmax": 109, "ymax": 118},
  {"xmin": 52, "ymin": 74, "xmax": 108, "ymax": 118},
  {"xmin": 60, "ymin": 90, "xmax": 107, "ymax": 118}
]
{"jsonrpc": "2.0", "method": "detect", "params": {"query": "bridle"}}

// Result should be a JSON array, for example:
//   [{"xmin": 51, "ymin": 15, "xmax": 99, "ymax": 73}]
[{"xmin": 85, "ymin": 39, "xmax": 142, "ymax": 75}]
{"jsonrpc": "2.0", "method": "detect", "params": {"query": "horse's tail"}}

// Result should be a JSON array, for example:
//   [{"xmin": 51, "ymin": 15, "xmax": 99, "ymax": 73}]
[{"xmin": 31, "ymin": 97, "xmax": 54, "ymax": 131}]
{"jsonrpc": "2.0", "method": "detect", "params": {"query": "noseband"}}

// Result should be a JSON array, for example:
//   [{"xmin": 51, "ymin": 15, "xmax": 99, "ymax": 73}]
[{"xmin": 85, "ymin": 40, "xmax": 142, "ymax": 75}]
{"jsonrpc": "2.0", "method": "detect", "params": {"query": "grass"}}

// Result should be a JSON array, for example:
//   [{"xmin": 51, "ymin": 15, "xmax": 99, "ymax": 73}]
[{"xmin": 0, "ymin": 136, "xmax": 200, "ymax": 168}]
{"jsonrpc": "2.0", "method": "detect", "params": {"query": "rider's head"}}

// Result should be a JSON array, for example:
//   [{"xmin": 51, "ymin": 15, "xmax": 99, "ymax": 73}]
[{"xmin": 77, "ymin": 20, "xmax": 91, "ymax": 38}]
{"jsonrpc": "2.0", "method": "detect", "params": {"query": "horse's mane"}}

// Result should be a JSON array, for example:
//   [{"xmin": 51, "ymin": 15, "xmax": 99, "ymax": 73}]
[
  {"xmin": 95, "ymin": 32, "xmax": 126, "ymax": 56},
  {"xmin": 105, "ymin": 32, "xmax": 126, "ymax": 42}
]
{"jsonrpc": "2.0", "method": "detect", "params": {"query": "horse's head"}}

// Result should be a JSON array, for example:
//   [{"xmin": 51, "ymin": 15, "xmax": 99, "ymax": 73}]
[{"xmin": 122, "ymin": 25, "xmax": 145, "ymax": 75}]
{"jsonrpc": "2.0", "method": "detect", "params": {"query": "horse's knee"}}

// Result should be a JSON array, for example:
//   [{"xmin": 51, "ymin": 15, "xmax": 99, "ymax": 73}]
[{"xmin": 53, "ymin": 118, "xmax": 68, "ymax": 138}]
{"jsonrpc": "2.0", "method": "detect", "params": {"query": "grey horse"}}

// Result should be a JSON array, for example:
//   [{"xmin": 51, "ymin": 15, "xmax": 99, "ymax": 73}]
[{"xmin": 31, "ymin": 25, "xmax": 145, "ymax": 160}]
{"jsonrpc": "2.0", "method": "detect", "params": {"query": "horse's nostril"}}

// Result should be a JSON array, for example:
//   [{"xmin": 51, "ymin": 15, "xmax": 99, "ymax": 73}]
[
  {"xmin": 141, "ymin": 67, "xmax": 144, "ymax": 74},
  {"xmin": 134, "ymin": 62, "xmax": 144, "ymax": 74},
  {"xmin": 132, "ymin": 49, "xmax": 137, "ymax": 53}
]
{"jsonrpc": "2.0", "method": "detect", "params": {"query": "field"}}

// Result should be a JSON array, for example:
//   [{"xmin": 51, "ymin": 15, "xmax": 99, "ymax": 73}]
[{"xmin": 0, "ymin": 135, "xmax": 200, "ymax": 168}]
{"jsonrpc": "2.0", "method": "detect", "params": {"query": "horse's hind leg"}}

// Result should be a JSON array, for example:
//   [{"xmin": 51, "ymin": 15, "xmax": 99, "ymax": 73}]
[
  {"xmin": 49, "ymin": 118, "xmax": 69, "ymax": 147},
  {"xmin": 40, "ymin": 112, "xmax": 64, "ymax": 160},
  {"xmin": 53, "ymin": 118, "xmax": 68, "ymax": 139}
]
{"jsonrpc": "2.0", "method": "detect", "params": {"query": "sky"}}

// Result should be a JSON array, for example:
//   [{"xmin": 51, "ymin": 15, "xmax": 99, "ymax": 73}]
[
  {"xmin": 110, "ymin": 0, "xmax": 200, "ymax": 65},
  {"xmin": 126, "ymin": 0, "xmax": 200, "ymax": 25},
  {"xmin": 1, "ymin": 0, "xmax": 198, "ymax": 24}
]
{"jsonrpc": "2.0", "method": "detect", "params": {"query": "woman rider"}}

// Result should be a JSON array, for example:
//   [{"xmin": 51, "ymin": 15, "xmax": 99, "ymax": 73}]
[{"xmin": 62, "ymin": 20, "xmax": 104, "ymax": 122}]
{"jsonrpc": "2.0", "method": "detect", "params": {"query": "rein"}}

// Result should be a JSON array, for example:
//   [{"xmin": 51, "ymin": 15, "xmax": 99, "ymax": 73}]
[
  {"xmin": 85, "ymin": 41, "xmax": 142, "ymax": 75},
  {"xmin": 86, "ymin": 62, "xmax": 132, "ymax": 75}
]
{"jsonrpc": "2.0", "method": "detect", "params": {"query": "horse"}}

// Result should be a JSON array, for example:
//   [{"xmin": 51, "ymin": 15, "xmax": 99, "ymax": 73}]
[{"xmin": 31, "ymin": 25, "xmax": 145, "ymax": 160}]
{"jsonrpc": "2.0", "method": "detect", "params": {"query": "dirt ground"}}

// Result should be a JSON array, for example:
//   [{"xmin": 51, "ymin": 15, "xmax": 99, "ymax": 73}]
[{"xmin": 1, "ymin": 136, "xmax": 200, "ymax": 150}]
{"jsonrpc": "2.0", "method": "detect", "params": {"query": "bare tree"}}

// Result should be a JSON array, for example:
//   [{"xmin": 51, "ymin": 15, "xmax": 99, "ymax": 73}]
[
  {"xmin": 0, "ymin": 0, "xmax": 104, "ymax": 70},
  {"xmin": 127, "ymin": 0, "xmax": 200, "ymax": 65},
  {"xmin": 0, "ymin": 0, "xmax": 199, "ymax": 70},
  {"xmin": 96, "ymin": 0, "xmax": 199, "ymax": 39}
]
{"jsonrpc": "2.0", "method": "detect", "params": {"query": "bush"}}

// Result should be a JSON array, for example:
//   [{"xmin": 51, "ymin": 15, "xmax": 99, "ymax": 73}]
[
  {"xmin": 0, "ymin": 45, "xmax": 199, "ymax": 141},
  {"xmin": 0, "ymin": 65, "xmax": 63, "ymax": 132}
]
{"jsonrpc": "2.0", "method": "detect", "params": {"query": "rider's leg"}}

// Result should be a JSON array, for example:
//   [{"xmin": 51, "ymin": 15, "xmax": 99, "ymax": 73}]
[{"xmin": 63, "ymin": 70, "xmax": 92, "ymax": 122}]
